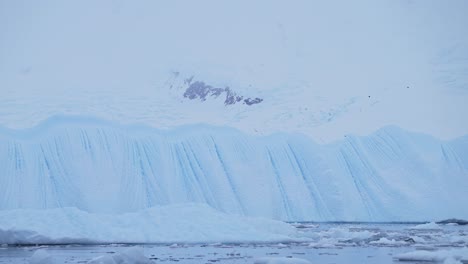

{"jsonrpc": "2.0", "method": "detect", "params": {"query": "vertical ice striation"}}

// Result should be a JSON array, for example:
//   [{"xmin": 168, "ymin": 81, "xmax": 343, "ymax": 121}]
[{"xmin": 0, "ymin": 118, "xmax": 467, "ymax": 221}]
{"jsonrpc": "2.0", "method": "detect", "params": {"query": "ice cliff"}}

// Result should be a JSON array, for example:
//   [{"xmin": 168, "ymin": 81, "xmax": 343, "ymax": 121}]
[{"xmin": 0, "ymin": 116, "xmax": 466, "ymax": 221}]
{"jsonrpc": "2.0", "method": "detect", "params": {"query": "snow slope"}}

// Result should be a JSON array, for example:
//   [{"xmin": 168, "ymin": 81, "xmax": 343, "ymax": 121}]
[{"xmin": 0, "ymin": 117, "xmax": 466, "ymax": 221}]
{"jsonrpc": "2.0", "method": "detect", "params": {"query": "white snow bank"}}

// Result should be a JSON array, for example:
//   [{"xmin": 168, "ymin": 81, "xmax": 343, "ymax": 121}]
[
  {"xmin": 395, "ymin": 248, "xmax": 468, "ymax": 262},
  {"xmin": 410, "ymin": 222, "xmax": 442, "ymax": 230},
  {"xmin": 87, "ymin": 247, "xmax": 152, "ymax": 264},
  {"xmin": 254, "ymin": 257, "xmax": 312, "ymax": 264},
  {"xmin": 0, "ymin": 204, "xmax": 307, "ymax": 244}
]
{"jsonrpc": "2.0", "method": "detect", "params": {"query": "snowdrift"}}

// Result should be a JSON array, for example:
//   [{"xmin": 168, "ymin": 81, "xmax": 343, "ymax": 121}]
[{"xmin": 0, "ymin": 116, "xmax": 467, "ymax": 221}]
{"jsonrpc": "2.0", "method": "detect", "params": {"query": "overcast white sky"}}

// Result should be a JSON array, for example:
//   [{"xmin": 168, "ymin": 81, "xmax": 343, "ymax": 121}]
[{"xmin": 1, "ymin": 0, "xmax": 467, "ymax": 140}]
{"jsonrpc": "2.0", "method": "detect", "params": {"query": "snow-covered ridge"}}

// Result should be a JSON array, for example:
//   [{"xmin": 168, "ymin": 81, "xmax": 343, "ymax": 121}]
[{"xmin": 0, "ymin": 116, "xmax": 467, "ymax": 221}]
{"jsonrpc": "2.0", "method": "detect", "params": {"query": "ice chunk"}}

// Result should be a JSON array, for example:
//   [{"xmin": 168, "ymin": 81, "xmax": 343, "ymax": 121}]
[
  {"xmin": 323, "ymin": 227, "xmax": 377, "ymax": 242},
  {"xmin": 410, "ymin": 222, "xmax": 442, "ymax": 230},
  {"xmin": 87, "ymin": 255, "xmax": 116, "ymax": 264},
  {"xmin": 87, "ymin": 247, "xmax": 152, "ymax": 264},
  {"xmin": 254, "ymin": 257, "xmax": 312, "ymax": 264},
  {"xmin": 29, "ymin": 249, "xmax": 57, "ymax": 264},
  {"xmin": 444, "ymin": 257, "xmax": 462, "ymax": 264},
  {"xmin": 395, "ymin": 248, "xmax": 468, "ymax": 262},
  {"xmin": 450, "ymin": 235, "xmax": 468, "ymax": 244},
  {"xmin": 369, "ymin": 237, "xmax": 407, "ymax": 246}
]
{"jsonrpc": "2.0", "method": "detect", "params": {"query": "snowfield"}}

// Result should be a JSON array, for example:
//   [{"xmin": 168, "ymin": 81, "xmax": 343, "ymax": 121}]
[{"xmin": 0, "ymin": 117, "xmax": 467, "ymax": 222}]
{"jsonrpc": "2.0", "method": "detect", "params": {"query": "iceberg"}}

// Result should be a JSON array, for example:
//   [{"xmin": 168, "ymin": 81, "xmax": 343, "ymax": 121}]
[{"xmin": 0, "ymin": 116, "xmax": 467, "ymax": 221}]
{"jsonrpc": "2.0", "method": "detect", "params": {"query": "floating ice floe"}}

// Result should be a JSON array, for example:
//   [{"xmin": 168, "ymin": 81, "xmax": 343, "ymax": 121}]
[
  {"xmin": 29, "ymin": 249, "xmax": 57, "ymax": 264},
  {"xmin": 450, "ymin": 235, "xmax": 468, "ymax": 244},
  {"xmin": 368, "ymin": 237, "xmax": 407, "ymax": 246},
  {"xmin": 410, "ymin": 222, "xmax": 442, "ymax": 230},
  {"xmin": 87, "ymin": 247, "xmax": 152, "ymax": 264},
  {"xmin": 28, "ymin": 247, "xmax": 153, "ymax": 264},
  {"xmin": 395, "ymin": 248, "xmax": 468, "ymax": 263},
  {"xmin": 254, "ymin": 257, "xmax": 312, "ymax": 264}
]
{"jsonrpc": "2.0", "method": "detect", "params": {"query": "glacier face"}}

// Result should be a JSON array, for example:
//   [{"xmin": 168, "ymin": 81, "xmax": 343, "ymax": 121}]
[{"xmin": 0, "ymin": 117, "xmax": 467, "ymax": 221}]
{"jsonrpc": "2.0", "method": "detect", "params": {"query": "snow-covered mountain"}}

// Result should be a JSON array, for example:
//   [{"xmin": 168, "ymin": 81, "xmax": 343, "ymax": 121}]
[
  {"xmin": 1, "ymin": 0, "xmax": 467, "ymax": 142},
  {"xmin": 1, "ymin": 117, "xmax": 466, "ymax": 221}
]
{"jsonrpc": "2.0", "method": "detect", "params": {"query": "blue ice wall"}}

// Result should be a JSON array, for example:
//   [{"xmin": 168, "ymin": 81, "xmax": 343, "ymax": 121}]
[{"xmin": 0, "ymin": 117, "xmax": 467, "ymax": 221}]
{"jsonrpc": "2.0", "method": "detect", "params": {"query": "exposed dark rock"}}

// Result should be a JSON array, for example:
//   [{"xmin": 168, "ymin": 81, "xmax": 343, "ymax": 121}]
[
  {"xmin": 224, "ymin": 88, "xmax": 243, "ymax": 105},
  {"xmin": 183, "ymin": 81, "xmax": 212, "ymax": 101},
  {"xmin": 182, "ymin": 79, "xmax": 263, "ymax": 106},
  {"xmin": 211, "ymin": 87, "xmax": 225, "ymax": 97},
  {"xmin": 244, "ymin": 97, "xmax": 263, "ymax": 105}
]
